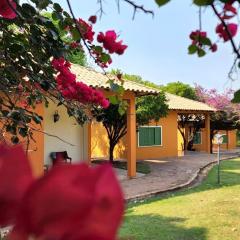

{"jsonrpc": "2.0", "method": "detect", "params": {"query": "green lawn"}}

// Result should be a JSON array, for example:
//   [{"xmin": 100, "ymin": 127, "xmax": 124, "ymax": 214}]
[{"xmin": 120, "ymin": 158, "xmax": 240, "ymax": 240}]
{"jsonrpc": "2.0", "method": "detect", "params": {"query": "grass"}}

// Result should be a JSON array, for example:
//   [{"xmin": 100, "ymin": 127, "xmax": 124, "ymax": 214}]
[
  {"xmin": 92, "ymin": 160, "xmax": 151, "ymax": 174},
  {"xmin": 120, "ymin": 158, "xmax": 240, "ymax": 240}
]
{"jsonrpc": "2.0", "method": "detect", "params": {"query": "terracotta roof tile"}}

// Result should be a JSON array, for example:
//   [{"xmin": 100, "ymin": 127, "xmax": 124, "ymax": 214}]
[
  {"xmin": 71, "ymin": 65, "xmax": 158, "ymax": 95},
  {"xmin": 165, "ymin": 93, "xmax": 215, "ymax": 112},
  {"xmin": 71, "ymin": 65, "xmax": 215, "ymax": 112}
]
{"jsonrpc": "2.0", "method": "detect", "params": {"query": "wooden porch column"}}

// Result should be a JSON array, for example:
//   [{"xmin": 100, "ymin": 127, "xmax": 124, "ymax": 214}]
[
  {"xmin": 205, "ymin": 113, "xmax": 211, "ymax": 153},
  {"xmin": 127, "ymin": 97, "xmax": 136, "ymax": 178},
  {"xmin": 87, "ymin": 121, "xmax": 92, "ymax": 164}
]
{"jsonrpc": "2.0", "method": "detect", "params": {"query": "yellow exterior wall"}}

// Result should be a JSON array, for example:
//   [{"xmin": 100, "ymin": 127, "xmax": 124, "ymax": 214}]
[
  {"xmin": 91, "ymin": 90, "xmax": 136, "ymax": 160},
  {"xmin": 177, "ymin": 128, "xmax": 185, "ymax": 156},
  {"xmin": 27, "ymin": 103, "xmax": 45, "ymax": 177},
  {"xmin": 0, "ymin": 103, "xmax": 44, "ymax": 177},
  {"xmin": 91, "ymin": 121, "xmax": 127, "ymax": 159},
  {"xmin": 91, "ymin": 110, "xmax": 179, "ymax": 160},
  {"xmin": 228, "ymin": 130, "xmax": 237, "ymax": 149},
  {"xmin": 136, "ymin": 111, "xmax": 178, "ymax": 160}
]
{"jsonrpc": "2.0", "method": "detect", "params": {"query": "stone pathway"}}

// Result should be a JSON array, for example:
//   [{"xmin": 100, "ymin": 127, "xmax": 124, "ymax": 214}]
[{"xmin": 120, "ymin": 149, "xmax": 240, "ymax": 201}]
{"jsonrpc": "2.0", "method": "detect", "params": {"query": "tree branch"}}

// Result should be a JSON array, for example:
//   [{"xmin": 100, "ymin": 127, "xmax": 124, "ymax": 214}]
[
  {"xmin": 211, "ymin": 3, "xmax": 240, "ymax": 59},
  {"xmin": 122, "ymin": 0, "xmax": 154, "ymax": 19}
]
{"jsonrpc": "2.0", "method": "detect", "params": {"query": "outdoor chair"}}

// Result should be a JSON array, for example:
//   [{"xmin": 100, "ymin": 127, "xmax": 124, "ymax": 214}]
[{"xmin": 50, "ymin": 151, "xmax": 72, "ymax": 165}]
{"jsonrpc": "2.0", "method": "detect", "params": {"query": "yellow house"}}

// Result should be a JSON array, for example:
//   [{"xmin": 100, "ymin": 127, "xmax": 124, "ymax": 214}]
[
  {"xmin": 23, "ymin": 65, "xmax": 158, "ymax": 178},
  {"xmin": 91, "ymin": 92, "xmax": 216, "ymax": 161},
  {"xmin": 16, "ymin": 65, "xmax": 238, "ymax": 178}
]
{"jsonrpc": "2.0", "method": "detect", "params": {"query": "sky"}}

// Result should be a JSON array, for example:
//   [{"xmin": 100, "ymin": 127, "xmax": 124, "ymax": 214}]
[{"xmin": 56, "ymin": 0, "xmax": 239, "ymax": 91}]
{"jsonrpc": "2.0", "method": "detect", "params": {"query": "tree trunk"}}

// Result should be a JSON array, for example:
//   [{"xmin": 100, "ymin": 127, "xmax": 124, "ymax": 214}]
[
  {"xmin": 109, "ymin": 142, "xmax": 115, "ymax": 164},
  {"xmin": 210, "ymin": 130, "xmax": 214, "ymax": 154}
]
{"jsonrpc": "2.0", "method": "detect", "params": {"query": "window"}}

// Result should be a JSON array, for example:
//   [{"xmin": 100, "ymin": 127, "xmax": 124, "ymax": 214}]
[
  {"xmin": 138, "ymin": 126, "xmax": 162, "ymax": 147},
  {"xmin": 193, "ymin": 132, "xmax": 202, "ymax": 144}
]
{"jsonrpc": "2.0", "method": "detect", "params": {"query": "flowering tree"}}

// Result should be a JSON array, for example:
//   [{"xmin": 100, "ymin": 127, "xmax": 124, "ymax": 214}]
[
  {"xmin": 0, "ymin": 0, "xmax": 130, "ymax": 148},
  {"xmin": 195, "ymin": 84, "xmax": 240, "ymax": 152}
]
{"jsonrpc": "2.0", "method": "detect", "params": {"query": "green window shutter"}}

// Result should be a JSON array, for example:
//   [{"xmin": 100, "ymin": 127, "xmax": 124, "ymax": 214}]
[
  {"xmin": 139, "ymin": 127, "xmax": 148, "ymax": 146},
  {"xmin": 139, "ymin": 127, "xmax": 162, "ymax": 147},
  {"xmin": 222, "ymin": 134, "xmax": 228, "ymax": 144},
  {"xmin": 154, "ymin": 127, "xmax": 162, "ymax": 145},
  {"xmin": 148, "ymin": 128, "xmax": 155, "ymax": 146},
  {"xmin": 193, "ymin": 132, "xmax": 201, "ymax": 144}
]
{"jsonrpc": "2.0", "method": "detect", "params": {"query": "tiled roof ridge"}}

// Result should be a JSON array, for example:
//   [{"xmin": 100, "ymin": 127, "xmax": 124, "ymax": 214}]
[
  {"xmin": 165, "ymin": 92, "xmax": 216, "ymax": 111},
  {"xmin": 72, "ymin": 64, "xmax": 159, "ymax": 93}
]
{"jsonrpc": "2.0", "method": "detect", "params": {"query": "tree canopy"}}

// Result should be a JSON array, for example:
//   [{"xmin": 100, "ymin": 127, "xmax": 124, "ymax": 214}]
[{"xmin": 162, "ymin": 81, "xmax": 197, "ymax": 100}]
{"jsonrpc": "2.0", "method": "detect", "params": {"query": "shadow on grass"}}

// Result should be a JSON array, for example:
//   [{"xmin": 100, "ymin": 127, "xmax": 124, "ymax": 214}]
[
  {"xmin": 128, "ymin": 159, "xmax": 240, "ymax": 206},
  {"xmin": 120, "ymin": 214, "xmax": 207, "ymax": 240}
]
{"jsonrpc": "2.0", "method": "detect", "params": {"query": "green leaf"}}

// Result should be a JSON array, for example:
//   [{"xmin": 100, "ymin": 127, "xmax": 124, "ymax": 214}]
[
  {"xmin": 32, "ymin": 0, "xmax": 51, "ymax": 9},
  {"xmin": 19, "ymin": 127, "xmax": 28, "ymax": 138},
  {"xmin": 71, "ymin": 28, "xmax": 81, "ymax": 41},
  {"xmin": 32, "ymin": 114, "xmax": 42, "ymax": 124},
  {"xmin": 53, "ymin": 3, "xmax": 62, "ymax": 12},
  {"xmin": 93, "ymin": 46, "xmax": 102, "ymax": 54},
  {"xmin": 11, "ymin": 136, "xmax": 19, "ymax": 144},
  {"xmin": 6, "ymin": 125, "xmax": 17, "ymax": 135},
  {"xmin": 109, "ymin": 95, "xmax": 119, "ymax": 105},
  {"xmin": 193, "ymin": 0, "xmax": 214, "ymax": 6},
  {"xmin": 232, "ymin": 89, "xmax": 240, "ymax": 103},
  {"xmin": 188, "ymin": 44, "xmax": 198, "ymax": 54},
  {"xmin": 197, "ymin": 48, "xmax": 206, "ymax": 57},
  {"xmin": 101, "ymin": 53, "xmax": 111, "ymax": 63},
  {"xmin": 155, "ymin": 0, "xmax": 170, "ymax": 7},
  {"xmin": 200, "ymin": 37, "xmax": 212, "ymax": 46},
  {"xmin": 21, "ymin": 3, "xmax": 37, "ymax": 17}
]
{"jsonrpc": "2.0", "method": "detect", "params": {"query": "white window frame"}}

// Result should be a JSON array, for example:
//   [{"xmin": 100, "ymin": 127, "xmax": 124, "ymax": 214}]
[{"xmin": 138, "ymin": 125, "xmax": 163, "ymax": 148}]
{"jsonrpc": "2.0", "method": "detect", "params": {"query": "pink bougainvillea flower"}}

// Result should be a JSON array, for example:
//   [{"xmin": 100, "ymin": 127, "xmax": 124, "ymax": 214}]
[
  {"xmin": 10, "ymin": 164, "xmax": 124, "ymax": 240},
  {"xmin": 88, "ymin": 15, "xmax": 97, "ymax": 24},
  {"xmin": 115, "ymin": 42, "xmax": 128, "ymax": 55},
  {"xmin": 189, "ymin": 30, "xmax": 207, "ymax": 41},
  {"xmin": 77, "ymin": 18, "xmax": 95, "ymax": 43},
  {"xmin": 0, "ymin": 0, "xmax": 17, "ymax": 19},
  {"xmin": 52, "ymin": 58, "xmax": 110, "ymax": 108},
  {"xmin": 70, "ymin": 42, "xmax": 80, "ymax": 49},
  {"xmin": 222, "ymin": 3, "xmax": 237, "ymax": 19},
  {"xmin": 0, "ymin": 144, "xmax": 34, "ymax": 227},
  {"xmin": 216, "ymin": 23, "xmax": 238, "ymax": 41},
  {"xmin": 97, "ymin": 30, "xmax": 128, "ymax": 55},
  {"xmin": 210, "ymin": 43, "xmax": 218, "ymax": 52}
]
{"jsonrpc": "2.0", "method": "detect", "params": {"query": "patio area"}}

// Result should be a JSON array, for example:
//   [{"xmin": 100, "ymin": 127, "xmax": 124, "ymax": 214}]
[{"xmin": 118, "ymin": 149, "xmax": 240, "ymax": 201}]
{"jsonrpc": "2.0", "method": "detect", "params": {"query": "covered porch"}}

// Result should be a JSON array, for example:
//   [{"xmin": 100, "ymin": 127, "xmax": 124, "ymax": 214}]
[{"xmin": 71, "ymin": 65, "xmax": 159, "ymax": 178}]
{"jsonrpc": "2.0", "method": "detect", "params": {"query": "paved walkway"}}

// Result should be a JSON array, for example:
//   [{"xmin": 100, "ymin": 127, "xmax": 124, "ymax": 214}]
[{"xmin": 120, "ymin": 149, "xmax": 240, "ymax": 201}]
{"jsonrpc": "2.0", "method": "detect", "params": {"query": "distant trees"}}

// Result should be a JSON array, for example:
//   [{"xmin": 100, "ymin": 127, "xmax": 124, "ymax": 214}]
[
  {"xmin": 162, "ymin": 81, "xmax": 197, "ymax": 100},
  {"xmin": 195, "ymin": 84, "xmax": 240, "ymax": 153}
]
